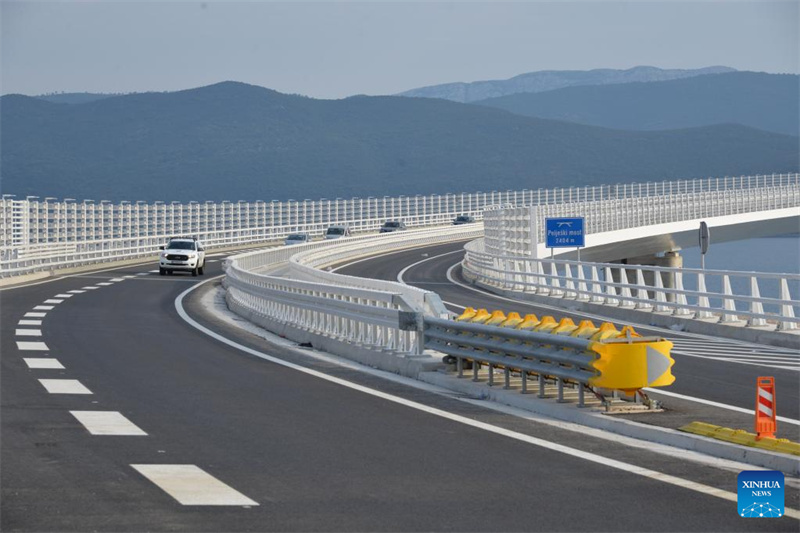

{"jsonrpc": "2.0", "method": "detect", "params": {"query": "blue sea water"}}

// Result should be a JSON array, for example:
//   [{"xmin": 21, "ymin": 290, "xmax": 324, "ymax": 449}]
[{"xmin": 678, "ymin": 236, "xmax": 799, "ymax": 316}]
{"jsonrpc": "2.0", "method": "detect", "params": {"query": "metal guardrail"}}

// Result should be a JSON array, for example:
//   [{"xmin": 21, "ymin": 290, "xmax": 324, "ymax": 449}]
[
  {"xmin": 463, "ymin": 238, "xmax": 800, "ymax": 330},
  {"xmin": 424, "ymin": 313, "xmax": 675, "ymax": 408},
  {"xmin": 4, "ymin": 173, "xmax": 795, "ymax": 277}
]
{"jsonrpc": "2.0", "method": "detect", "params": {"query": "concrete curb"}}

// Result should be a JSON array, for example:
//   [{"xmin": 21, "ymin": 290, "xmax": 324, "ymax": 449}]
[{"xmin": 417, "ymin": 371, "xmax": 799, "ymax": 476}]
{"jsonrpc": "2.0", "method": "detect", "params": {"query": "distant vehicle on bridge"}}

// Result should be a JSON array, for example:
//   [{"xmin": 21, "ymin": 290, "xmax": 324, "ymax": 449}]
[
  {"xmin": 284, "ymin": 233, "xmax": 310, "ymax": 245},
  {"xmin": 325, "ymin": 225, "xmax": 352, "ymax": 239},
  {"xmin": 380, "ymin": 220, "xmax": 407, "ymax": 233},
  {"xmin": 453, "ymin": 214, "xmax": 476, "ymax": 225}
]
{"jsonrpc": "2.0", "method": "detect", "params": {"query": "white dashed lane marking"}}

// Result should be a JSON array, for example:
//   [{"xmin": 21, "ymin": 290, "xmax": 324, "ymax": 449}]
[
  {"xmin": 68, "ymin": 289, "xmax": 86, "ymax": 294},
  {"xmin": 24, "ymin": 312, "xmax": 47, "ymax": 318},
  {"xmin": 123, "ymin": 275, "xmax": 138, "ymax": 279},
  {"xmin": 131, "ymin": 465, "xmax": 258, "ymax": 506},
  {"xmin": 17, "ymin": 341, "xmax": 49, "ymax": 351},
  {"xmin": 96, "ymin": 282, "xmax": 113, "ymax": 286},
  {"xmin": 38, "ymin": 379, "xmax": 92, "ymax": 394},
  {"xmin": 136, "ymin": 273, "xmax": 149, "ymax": 276},
  {"xmin": 33, "ymin": 305, "xmax": 54, "ymax": 311},
  {"xmin": 109, "ymin": 278, "xmax": 125, "ymax": 282},
  {"xmin": 670, "ymin": 339, "xmax": 800, "ymax": 371},
  {"xmin": 24, "ymin": 358, "xmax": 64, "ymax": 369},
  {"xmin": 43, "ymin": 299, "xmax": 64, "ymax": 304},
  {"xmin": 81, "ymin": 286, "xmax": 100, "ymax": 290},
  {"xmin": 18, "ymin": 320, "xmax": 42, "ymax": 326},
  {"xmin": 70, "ymin": 411, "xmax": 147, "ymax": 436},
  {"xmin": 54, "ymin": 293, "xmax": 73, "ymax": 298},
  {"xmin": 15, "ymin": 329, "xmax": 42, "ymax": 337}
]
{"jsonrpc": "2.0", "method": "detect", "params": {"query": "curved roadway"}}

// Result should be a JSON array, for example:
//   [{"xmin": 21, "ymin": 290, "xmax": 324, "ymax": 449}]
[
  {"xmin": 1, "ymin": 252, "xmax": 798, "ymax": 531},
  {"xmin": 335, "ymin": 241, "xmax": 800, "ymax": 425}
]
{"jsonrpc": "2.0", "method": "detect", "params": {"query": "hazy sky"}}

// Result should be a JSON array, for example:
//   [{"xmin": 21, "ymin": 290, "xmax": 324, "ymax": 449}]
[{"xmin": 2, "ymin": 1, "xmax": 798, "ymax": 98}]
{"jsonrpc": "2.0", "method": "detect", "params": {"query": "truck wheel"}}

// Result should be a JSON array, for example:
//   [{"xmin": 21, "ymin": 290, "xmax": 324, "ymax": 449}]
[
  {"xmin": 159, "ymin": 268, "xmax": 165, "ymax": 276},
  {"xmin": 192, "ymin": 267, "xmax": 198, "ymax": 277}
]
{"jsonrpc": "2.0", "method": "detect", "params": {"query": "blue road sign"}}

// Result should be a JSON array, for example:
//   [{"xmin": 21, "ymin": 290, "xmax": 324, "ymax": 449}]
[{"xmin": 546, "ymin": 217, "xmax": 585, "ymax": 248}]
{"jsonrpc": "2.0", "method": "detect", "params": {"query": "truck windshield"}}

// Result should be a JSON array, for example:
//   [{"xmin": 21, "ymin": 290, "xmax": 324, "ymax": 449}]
[{"xmin": 168, "ymin": 241, "xmax": 195, "ymax": 250}]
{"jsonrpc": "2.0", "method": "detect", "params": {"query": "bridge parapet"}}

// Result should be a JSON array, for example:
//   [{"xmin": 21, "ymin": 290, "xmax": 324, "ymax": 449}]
[{"xmin": 483, "ymin": 173, "xmax": 799, "ymax": 258}]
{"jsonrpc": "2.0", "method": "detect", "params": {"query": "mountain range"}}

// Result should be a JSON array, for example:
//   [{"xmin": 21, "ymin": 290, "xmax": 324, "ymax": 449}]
[
  {"xmin": 2, "ymin": 81, "xmax": 797, "ymax": 203},
  {"xmin": 475, "ymin": 72, "xmax": 798, "ymax": 136},
  {"xmin": 396, "ymin": 65, "xmax": 737, "ymax": 103}
]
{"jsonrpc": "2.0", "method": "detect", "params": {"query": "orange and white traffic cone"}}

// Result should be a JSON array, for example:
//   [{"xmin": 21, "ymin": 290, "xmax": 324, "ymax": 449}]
[{"xmin": 755, "ymin": 377, "xmax": 777, "ymax": 441}]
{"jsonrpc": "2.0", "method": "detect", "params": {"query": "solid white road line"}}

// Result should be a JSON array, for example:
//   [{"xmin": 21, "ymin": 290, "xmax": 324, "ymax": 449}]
[
  {"xmin": 38, "ymin": 379, "xmax": 92, "ymax": 394},
  {"xmin": 23, "ymin": 358, "xmax": 65, "ymax": 369},
  {"xmin": 68, "ymin": 289, "xmax": 87, "ymax": 294},
  {"xmin": 70, "ymin": 411, "xmax": 147, "ymax": 436},
  {"xmin": 645, "ymin": 388, "xmax": 800, "ymax": 426},
  {"xmin": 18, "ymin": 320, "xmax": 42, "ymax": 326},
  {"xmin": 24, "ymin": 312, "xmax": 47, "ymax": 318},
  {"xmin": 17, "ymin": 341, "xmax": 49, "ymax": 351},
  {"xmin": 15, "ymin": 329, "xmax": 42, "ymax": 337},
  {"xmin": 96, "ymin": 282, "xmax": 113, "ymax": 286},
  {"xmin": 33, "ymin": 305, "xmax": 54, "ymax": 311},
  {"xmin": 131, "ymin": 464, "xmax": 258, "ymax": 506},
  {"xmin": 175, "ymin": 278, "xmax": 786, "ymax": 513},
  {"xmin": 43, "ymin": 299, "xmax": 64, "ymax": 304},
  {"xmin": 54, "ymin": 293, "xmax": 74, "ymax": 298}
]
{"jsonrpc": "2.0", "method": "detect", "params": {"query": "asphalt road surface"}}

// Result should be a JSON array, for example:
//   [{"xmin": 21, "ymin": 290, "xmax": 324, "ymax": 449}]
[{"xmin": 2, "ymin": 250, "xmax": 798, "ymax": 531}]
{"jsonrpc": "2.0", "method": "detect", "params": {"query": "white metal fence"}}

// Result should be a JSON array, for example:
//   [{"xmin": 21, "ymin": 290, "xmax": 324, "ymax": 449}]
[
  {"xmin": 463, "ymin": 238, "xmax": 799, "ymax": 331},
  {"xmin": 4, "ymin": 173, "xmax": 795, "ymax": 278},
  {"xmin": 483, "ymin": 173, "xmax": 800, "ymax": 257}
]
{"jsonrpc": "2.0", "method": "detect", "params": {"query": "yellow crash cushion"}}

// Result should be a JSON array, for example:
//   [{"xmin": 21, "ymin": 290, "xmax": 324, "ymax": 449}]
[
  {"xmin": 617, "ymin": 325, "xmax": 641, "ymax": 338},
  {"xmin": 589, "ymin": 338, "xmax": 675, "ymax": 390}
]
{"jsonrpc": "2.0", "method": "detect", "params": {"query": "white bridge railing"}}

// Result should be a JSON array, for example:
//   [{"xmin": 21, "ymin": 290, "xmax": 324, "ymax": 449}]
[
  {"xmin": 4, "ymin": 173, "xmax": 795, "ymax": 278},
  {"xmin": 225, "ymin": 226, "xmax": 477, "ymax": 355},
  {"xmin": 483, "ymin": 173, "xmax": 799, "ymax": 257},
  {"xmin": 463, "ymin": 238, "xmax": 799, "ymax": 331}
]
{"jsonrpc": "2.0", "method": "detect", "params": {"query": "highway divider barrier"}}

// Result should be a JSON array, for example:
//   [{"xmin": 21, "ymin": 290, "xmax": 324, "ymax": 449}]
[{"xmin": 423, "ymin": 307, "xmax": 674, "ymax": 408}]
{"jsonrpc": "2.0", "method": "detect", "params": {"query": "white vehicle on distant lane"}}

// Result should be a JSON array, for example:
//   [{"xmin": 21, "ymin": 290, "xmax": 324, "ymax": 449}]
[{"xmin": 159, "ymin": 238, "xmax": 206, "ymax": 276}]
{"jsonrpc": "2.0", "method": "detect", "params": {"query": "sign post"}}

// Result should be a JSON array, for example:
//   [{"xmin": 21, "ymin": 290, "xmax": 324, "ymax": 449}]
[
  {"xmin": 545, "ymin": 217, "xmax": 586, "ymax": 260},
  {"xmin": 699, "ymin": 221, "xmax": 710, "ymax": 270}
]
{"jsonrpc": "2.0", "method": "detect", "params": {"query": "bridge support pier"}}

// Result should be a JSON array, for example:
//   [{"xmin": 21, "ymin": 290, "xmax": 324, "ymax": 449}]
[{"xmin": 613, "ymin": 251, "xmax": 682, "ymax": 302}]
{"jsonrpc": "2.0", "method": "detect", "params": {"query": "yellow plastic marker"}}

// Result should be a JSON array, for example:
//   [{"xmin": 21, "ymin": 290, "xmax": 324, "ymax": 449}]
[
  {"xmin": 515, "ymin": 314, "xmax": 540, "ymax": 330},
  {"xmin": 571, "ymin": 320, "xmax": 598, "ymax": 339},
  {"xmin": 468, "ymin": 309, "xmax": 491, "ymax": 324},
  {"xmin": 680, "ymin": 422, "xmax": 800, "ymax": 456},
  {"xmin": 533, "ymin": 316, "xmax": 558, "ymax": 333},
  {"xmin": 552, "ymin": 317, "xmax": 578, "ymax": 336},
  {"xmin": 484, "ymin": 310, "xmax": 507, "ymax": 326},
  {"xmin": 617, "ymin": 325, "xmax": 641, "ymax": 338},
  {"xmin": 456, "ymin": 307, "xmax": 477, "ymax": 322},
  {"xmin": 590, "ymin": 322, "xmax": 619, "ymax": 342},
  {"xmin": 500, "ymin": 312, "xmax": 524, "ymax": 328}
]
